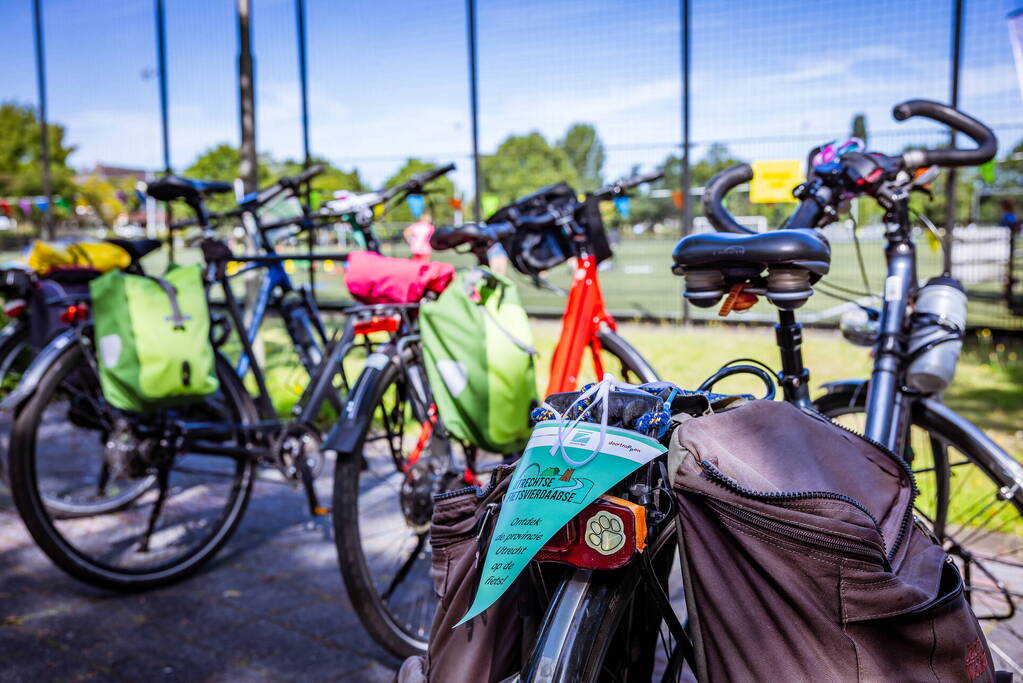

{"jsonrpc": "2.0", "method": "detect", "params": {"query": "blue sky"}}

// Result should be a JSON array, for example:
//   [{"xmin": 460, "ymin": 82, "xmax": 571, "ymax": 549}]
[{"xmin": 1, "ymin": 0, "xmax": 1021, "ymax": 191}]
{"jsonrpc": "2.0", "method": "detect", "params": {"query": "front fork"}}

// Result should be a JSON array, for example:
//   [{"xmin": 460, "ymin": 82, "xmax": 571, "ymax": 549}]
[{"xmin": 864, "ymin": 238, "xmax": 916, "ymax": 454}]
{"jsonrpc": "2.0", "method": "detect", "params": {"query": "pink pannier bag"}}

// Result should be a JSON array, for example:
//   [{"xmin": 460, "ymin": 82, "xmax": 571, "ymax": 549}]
[{"xmin": 343, "ymin": 251, "xmax": 455, "ymax": 305}]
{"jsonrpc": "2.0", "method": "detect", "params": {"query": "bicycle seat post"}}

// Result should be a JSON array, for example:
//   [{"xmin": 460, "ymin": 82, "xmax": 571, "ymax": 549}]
[{"xmin": 775, "ymin": 309, "xmax": 811, "ymax": 408}]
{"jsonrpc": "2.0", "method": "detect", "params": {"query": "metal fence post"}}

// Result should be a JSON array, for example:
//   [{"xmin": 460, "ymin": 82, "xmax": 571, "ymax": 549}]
[
  {"xmin": 238, "ymin": 0, "xmax": 258, "ymax": 194},
  {"xmin": 944, "ymin": 0, "xmax": 964, "ymax": 276},
  {"xmin": 679, "ymin": 0, "xmax": 691, "ymax": 324},
  {"xmin": 32, "ymin": 0, "xmax": 54, "ymax": 240},
  {"xmin": 155, "ymin": 0, "xmax": 171, "ymax": 174},
  {"xmin": 466, "ymin": 0, "xmax": 482, "ymax": 224}
]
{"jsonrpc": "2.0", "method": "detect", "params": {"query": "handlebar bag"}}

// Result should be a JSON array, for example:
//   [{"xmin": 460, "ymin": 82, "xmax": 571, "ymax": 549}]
[
  {"xmin": 343, "ymin": 250, "xmax": 454, "ymax": 305},
  {"xmin": 89, "ymin": 264, "xmax": 218, "ymax": 413},
  {"xmin": 419, "ymin": 268, "xmax": 537, "ymax": 454},
  {"xmin": 489, "ymin": 183, "xmax": 576, "ymax": 277},
  {"xmin": 670, "ymin": 400, "xmax": 997, "ymax": 682}
]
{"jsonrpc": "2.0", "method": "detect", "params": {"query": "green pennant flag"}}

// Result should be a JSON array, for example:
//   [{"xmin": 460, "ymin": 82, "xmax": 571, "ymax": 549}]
[
  {"xmin": 979, "ymin": 159, "xmax": 995, "ymax": 185},
  {"xmin": 455, "ymin": 421, "xmax": 666, "ymax": 627}
]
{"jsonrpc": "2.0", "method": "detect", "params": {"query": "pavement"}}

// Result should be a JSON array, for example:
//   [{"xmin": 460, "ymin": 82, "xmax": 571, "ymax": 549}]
[{"xmin": 0, "ymin": 460, "xmax": 402, "ymax": 682}]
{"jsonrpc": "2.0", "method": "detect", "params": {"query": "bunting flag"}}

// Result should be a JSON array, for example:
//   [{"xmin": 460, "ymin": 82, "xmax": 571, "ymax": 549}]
[
  {"xmin": 55, "ymin": 196, "xmax": 70, "ymax": 210},
  {"xmin": 979, "ymin": 159, "xmax": 996, "ymax": 185},
  {"xmin": 0, "ymin": 200, "xmax": 10, "ymax": 217},
  {"xmin": 481, "ymin": 193, "xmax": 500, "ymax": 217},
  {"xmin": 406, "ymin": 193, "xmax": 425, "ymax": 218},
  {"xmin": 19, "ymin": 199, "xmax": 31, "ymax": 215},
  {"xmin": 35, "ymin": 198, "xmax": 48, "ymax": 212},
  {"xmin": 613, "ymin": 195, "xmax": 631, "ymax": 218}
]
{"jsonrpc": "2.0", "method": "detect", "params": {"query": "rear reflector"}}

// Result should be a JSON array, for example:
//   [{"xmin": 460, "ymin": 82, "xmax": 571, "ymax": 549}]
[
  {"xmin": 3, "ymin": 299, "xmax": 26, "ymax": 318},
  {"xmin": 353, "ymin": 314, "xmax": 401, "ymax": 336},
  {"xmin": 59, "ymin": 303, "xmax": 89, "ymax": 324},
  {"xmin": 535, "ymin": 494, "xmax": 647, "ymax": 570}
]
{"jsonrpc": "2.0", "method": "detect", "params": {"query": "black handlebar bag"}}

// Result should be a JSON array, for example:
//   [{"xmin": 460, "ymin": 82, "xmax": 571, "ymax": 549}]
[
  {"xmin": 670, "ymin": 400, "xmax": 999, "ymax": 682},
  {"xmin": 489, "ymin": 183, "xmax": 614, "ymax": 276}
]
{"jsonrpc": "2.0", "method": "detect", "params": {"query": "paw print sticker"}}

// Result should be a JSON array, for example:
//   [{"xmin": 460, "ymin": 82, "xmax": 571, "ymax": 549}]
[{"xmin": 585, "ymin": 510, "xmax": 626, "ymax": 555}]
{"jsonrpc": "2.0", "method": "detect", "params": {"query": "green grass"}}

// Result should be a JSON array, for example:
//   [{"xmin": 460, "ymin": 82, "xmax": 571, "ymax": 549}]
[{"xmin": 253, "ymin": 317, "xmax": 1021, "ymax": 462}]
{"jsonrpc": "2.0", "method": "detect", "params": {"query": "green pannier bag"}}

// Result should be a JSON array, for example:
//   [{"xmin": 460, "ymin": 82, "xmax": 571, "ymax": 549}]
[
  {"xmin": 420, "ymin": 268, "xmax": 537, "ymax": 453},
  {"xmin": 89, "ymin": 264, "xmax": 218, "ymax": 412}
]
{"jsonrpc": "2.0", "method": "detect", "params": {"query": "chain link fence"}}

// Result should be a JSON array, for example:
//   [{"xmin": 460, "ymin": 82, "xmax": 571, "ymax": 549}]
[{"xmin": 3, "ymin": 0, "xmax": 1022, "ymax": 330}]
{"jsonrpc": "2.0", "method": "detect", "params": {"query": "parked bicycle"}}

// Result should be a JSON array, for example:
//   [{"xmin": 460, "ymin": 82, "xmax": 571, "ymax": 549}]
[
  {"xmin": 506, "ymin": 99, "xmax": 1021, "ymax": 679},
  {"xmin": 325, "ymin": 171, "xmax": 662, "ymax": 658},
  {"xmin": 1, "ymin": 163, "xmax": 456, "ymax": 590}
]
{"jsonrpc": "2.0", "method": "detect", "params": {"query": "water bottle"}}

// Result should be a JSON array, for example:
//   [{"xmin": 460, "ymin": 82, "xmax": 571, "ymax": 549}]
[{"xmin": 906, "ymin": 276, "xmax": 967, "ymax": 393}]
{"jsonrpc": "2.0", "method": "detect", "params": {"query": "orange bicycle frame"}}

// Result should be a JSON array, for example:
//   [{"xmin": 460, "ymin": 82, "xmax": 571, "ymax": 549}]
[{"xmin": 545, "ymin": 254, "xmax": 617, "ymax": 395}]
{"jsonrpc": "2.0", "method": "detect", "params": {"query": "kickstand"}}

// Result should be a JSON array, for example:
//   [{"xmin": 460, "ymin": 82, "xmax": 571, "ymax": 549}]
[
  {"xmin": 96, "ymin": 461, "xmax": 110, "ymax": 498},
  {"xmin": 299, "ymin": 457, "xmax": 328, "ymax": 517},
  {"xmin": 138, "ymin": 466, "xmax": 170, "ymax": 553}
]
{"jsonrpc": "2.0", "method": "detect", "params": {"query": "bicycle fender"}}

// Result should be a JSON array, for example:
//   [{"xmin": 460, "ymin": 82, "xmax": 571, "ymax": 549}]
[
  {"xmin": 322, "ymin": 347, "xmax": 399, "ymax": 458},
  {"xmin": 817, "ymin": 378, "xmax": 868, "ymax": 397},
  {"xmin": 0, "ymin": 326, "xmax": 76, "ymax": 414}
]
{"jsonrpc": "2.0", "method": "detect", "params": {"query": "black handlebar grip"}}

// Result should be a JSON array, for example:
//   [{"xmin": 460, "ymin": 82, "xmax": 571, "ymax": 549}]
[
  {"xmin": 893, "ymin": 99, "xmax": 997, "ymax": 169},
  {"xmin": 412, "ymin": 163, "xmax": 456, "ymax": 188},
  {"xmin": 629, "ymin": 169, "xmax": 665, "ymax": 187},
  {"xmin": 294, "ymin": 163, "xmax": 325, "ymax": 186},
  {"xmin": 702, "ymin": 163, "xmax": 755, "ymax": 234},
  {"xmin": 429, "ymin": 227, "xmax": 468, "ymax": 251}
]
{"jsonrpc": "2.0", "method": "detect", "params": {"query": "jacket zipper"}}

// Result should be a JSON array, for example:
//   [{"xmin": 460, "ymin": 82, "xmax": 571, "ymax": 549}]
[
  {"xmin": 707, "ymin": 499, "xmax": 890, "ymax": 570},
  {"xmin": 805, "ymin": 407, "xmax": 919, "ymax": 564}
]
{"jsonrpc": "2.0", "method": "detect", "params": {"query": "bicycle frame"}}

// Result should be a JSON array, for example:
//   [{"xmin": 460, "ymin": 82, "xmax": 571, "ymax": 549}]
[{"xmin": 546, "ymin": 254, "xmax": 617, "ymax": 395}]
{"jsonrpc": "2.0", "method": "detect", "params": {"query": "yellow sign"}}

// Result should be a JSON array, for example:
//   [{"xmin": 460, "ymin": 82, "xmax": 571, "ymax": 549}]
[{"xmin": 750, "ymin": 160, "xmax": 804, "ymax": 204}]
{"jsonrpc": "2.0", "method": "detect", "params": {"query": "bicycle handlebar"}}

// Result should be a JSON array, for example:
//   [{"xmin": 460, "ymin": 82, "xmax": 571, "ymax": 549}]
[
  {"xmin": 430, "ymin": 221, "xmax": 514, "ymax": 251},
  {"xmin": 893, "ymin": 99, "xmax": 997, "ymax": 169},
  {"xmin": 250, "ymin": 163, "xmax": 325, "ymax": 208},
  {"xmin": 702, "ymin": 163, "xmax": 755, "ymax": 234},
  {"xmin": 592, "ymin": 169, "xmax": 664, "ymax": 199},
  {"xmin": 379, "ymin": 163, "xmax": 456, "ymax": 202}
]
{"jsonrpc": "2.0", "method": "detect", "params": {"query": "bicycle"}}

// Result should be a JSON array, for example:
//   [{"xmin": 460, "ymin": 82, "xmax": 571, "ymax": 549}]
[
  {"xmin": 2, "ymin": 163, "xmax": 456, "ymax": 590},
  {"xmin": 324, "ymin": 171, "xmax": 662, "ymax": 658},
  {"xmin": 0, "ymin": 239, "xmax": 174, "ymax": 516},
  {"xmin": 511, "ymin": 99, "xmax": 1021, "ymax": 680}
]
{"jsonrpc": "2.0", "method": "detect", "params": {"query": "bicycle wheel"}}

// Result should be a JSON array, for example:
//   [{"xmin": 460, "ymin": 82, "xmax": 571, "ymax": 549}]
[
  {"xmin": 520, "ymin": 517, "xmax": 686, "ymax": 682},
  {"xmin": 8, "ymin": 336, "xmax": 258, "ymax": 590},
  {"xmin": 585, "ymin": 327, "xmax": 659, "ymax": 385},
  {"xmin": 0, "ymin": 321, "xmax": 31, "ymax": 396},
  {"xmin": 815, "ymin": 388, "xmax": 1023, "ymax": 671},
  {"xmin": 333, "ymin": 354, "xmax": 470, "ymax": 658}
]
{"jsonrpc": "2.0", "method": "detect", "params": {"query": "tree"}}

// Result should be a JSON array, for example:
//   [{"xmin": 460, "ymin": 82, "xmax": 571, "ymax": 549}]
[
  {"xmin": 481, "ymin": 132, "xmax": 580, "ymax": 206},
  {"xmin": 557, "ymin": 123, "xmax": 605, "ymax": 191},
  {"xmin": 851, "ymin": 113, "xmax": 869, "ymax": 147},
  {"xmin": 630, "ymin": 143, "xmax": 746, "ymax": 226},
  {"xmin": 0, "ymin": 102, "xmax": 77, "ymax": 217},
  {"xmin": 383, "ymin": 158, "xmax": 456, "ymax": 224}
]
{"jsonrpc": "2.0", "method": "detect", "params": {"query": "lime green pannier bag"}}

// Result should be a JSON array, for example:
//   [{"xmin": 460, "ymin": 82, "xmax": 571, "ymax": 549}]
[
  {"xmin": 420, "ymin": 268, "xmax": 537, "ymax": 454},
  {"xmin": 89, "ymin": 264, "xmax": 218, "ymax": 413}
]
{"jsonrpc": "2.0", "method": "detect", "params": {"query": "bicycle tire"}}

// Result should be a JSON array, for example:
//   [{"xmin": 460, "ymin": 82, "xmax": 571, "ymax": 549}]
[
  {"xmin": 8, "ymin": 339, "xmax": 258, "ymax": 591},
  {"xmin": 332, "ymin": 354, "xmax": 439, "ymax": 658},
  {"xmin": 520, "ymin": 518, "xmax": 682, "ymax": 682},
  {"xmin": 593, "ymin": 327, "xmax": 659, "ymax": 385}
]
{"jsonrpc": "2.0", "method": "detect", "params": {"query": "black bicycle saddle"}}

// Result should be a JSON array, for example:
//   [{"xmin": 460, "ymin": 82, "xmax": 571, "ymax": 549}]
[
  {"xmin": 671, "ymin": 228, "xmax": 831, "ymax": 276},
  {"xmin": 146, "ymin": 175, "xmax": 234, "ymax": 203}
]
